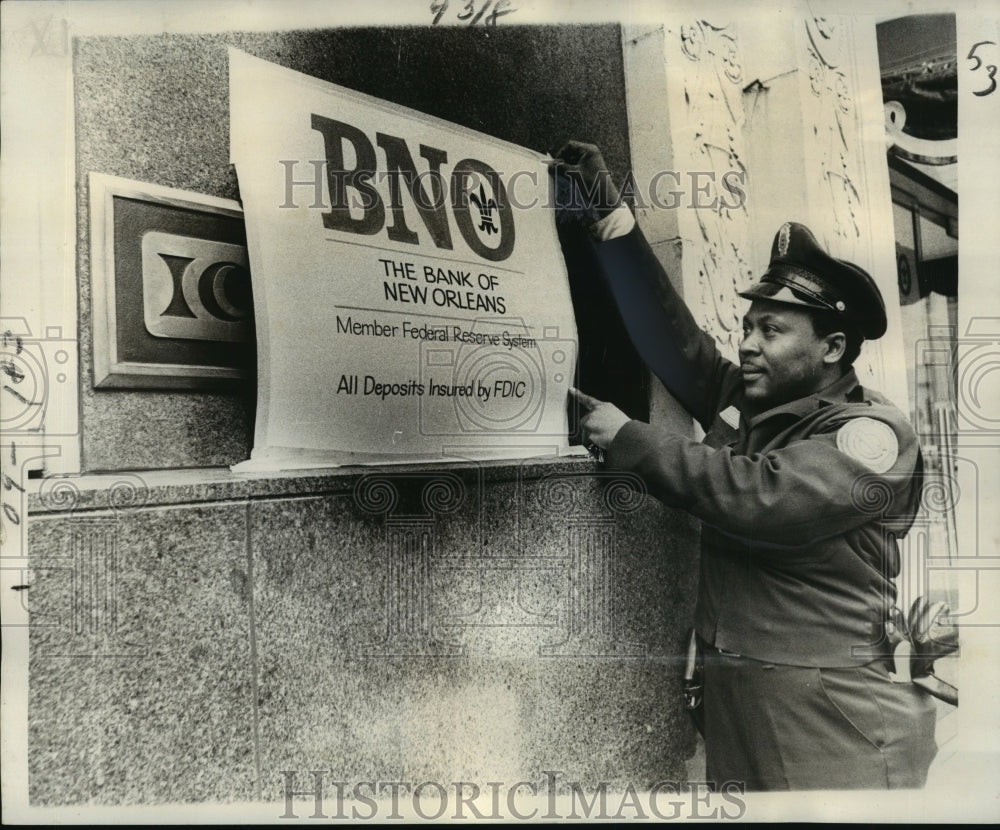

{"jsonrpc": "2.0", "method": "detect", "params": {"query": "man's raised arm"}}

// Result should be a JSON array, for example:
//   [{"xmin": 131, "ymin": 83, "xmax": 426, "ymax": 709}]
[{"xmin": 552, "ymin": 141, "xmax": 739, "ymax": 430}]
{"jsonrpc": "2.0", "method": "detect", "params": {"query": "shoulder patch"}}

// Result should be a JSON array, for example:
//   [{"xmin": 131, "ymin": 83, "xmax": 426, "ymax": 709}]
[{"xmin": 836, "ymin": 417, "xmax": 899, "ymax": 474}]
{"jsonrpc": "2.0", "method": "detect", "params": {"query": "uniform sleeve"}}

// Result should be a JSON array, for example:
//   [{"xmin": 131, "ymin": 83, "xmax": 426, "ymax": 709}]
[
  {"xmin": 605, "ymin": 413, "xmax": 922, "ymax": 549},
  {"xmin": 587, "ymin": 217, "xmax": 740, "ymax": 430}
]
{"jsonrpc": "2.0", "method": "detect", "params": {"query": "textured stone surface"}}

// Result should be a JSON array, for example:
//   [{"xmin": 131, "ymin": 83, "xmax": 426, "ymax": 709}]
[
  {"xmin": 28, "ymin": 457, "xmax": 595, "ymax": 514},
  {"xmin": 250, "ymin": 466, "xmax": 698, "ymax": 796},
  {"xmin": 27, "ymin": 461, "xmax": 699, "ymax": 805},
  {"xmin": 28, "ymin": 504, "xmax": 257, "ymax": 805}
]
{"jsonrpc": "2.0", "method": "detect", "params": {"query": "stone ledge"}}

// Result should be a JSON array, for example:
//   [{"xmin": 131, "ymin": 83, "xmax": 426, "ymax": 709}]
[{"xmin": 28, "ymin": 453, "xmax": 599, "ymax": 515}]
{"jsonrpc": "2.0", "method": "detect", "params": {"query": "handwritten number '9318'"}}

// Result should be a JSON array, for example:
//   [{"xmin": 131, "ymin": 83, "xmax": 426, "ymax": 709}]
[
  {"xmin": 967, "ymin": 40, "xmax": 997, "ymax": 97},
  {"xmin": 431, "ymin": 0, "xmax": 516, "ymax": 26}
]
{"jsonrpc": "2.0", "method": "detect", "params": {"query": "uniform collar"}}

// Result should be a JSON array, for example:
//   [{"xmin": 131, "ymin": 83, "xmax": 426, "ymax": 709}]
[{"xmin": 746, "ymin": 369, "xmax": 862, "ymax": 428}]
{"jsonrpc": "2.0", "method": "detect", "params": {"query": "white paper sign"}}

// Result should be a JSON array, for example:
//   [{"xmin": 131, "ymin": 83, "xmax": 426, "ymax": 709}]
[{"xmin": 229, "ymin": 49, "xmax": 580, "ymax": 470}]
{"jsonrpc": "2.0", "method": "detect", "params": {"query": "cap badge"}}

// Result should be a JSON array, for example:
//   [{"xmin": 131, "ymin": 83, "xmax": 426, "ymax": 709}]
[
  {"xmin": 777, "ymin": 223, "xmax": 791, "ymax": 257},
  {"xmin": 835, "ymin": 301, "xmax": 846, "ymax": 311}
]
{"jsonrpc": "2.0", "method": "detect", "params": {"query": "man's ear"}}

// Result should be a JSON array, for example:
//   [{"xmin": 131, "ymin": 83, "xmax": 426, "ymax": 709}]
[{"xmin": 821, "ymin": 332, "xmax": 847, "ymax": 364}]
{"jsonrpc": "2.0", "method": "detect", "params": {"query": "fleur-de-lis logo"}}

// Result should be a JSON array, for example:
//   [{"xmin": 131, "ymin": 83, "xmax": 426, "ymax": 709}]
[{"xmin": 469, "ymin": 183, "xmax": 498, "ymax": 235}]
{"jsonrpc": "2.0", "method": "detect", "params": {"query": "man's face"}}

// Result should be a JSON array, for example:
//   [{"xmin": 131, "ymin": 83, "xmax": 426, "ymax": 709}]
[{"xmin": 739, "ymin": 299, "xmax": 837, "ymax": 408}]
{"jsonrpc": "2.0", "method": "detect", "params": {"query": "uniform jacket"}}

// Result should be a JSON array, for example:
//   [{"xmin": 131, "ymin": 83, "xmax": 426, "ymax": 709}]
[{"xmin": 591, "ymin": 223, "xmax": 923, "ymax": 667}]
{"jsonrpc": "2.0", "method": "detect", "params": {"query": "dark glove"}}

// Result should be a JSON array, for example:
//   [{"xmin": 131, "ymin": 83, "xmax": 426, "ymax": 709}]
[
  {"xmin": 888, "ymin": 596, "xmax": 959, "ymax": 706},
  {"xmin": 548, "ymin": 140, "xmax": 622, "ymax": 225},
  {"xmin": 906, "ymin": 596, "xmax": 959, "ymax": 679}
]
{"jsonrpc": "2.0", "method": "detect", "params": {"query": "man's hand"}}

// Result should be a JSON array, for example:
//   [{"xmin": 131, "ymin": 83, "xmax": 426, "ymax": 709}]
[
  {"xmin": 569, "ymin": 387, "xmax": 631, "ymax": 453},
  {"xmin": 549, "ymin": 140, "xmax": 621, "ymax": 220}
]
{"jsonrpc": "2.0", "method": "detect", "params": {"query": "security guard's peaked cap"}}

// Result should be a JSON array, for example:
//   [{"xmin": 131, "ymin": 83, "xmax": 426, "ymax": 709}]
[{"xmin": 738, "ymin": 222, "xmax": 888, "ymax": 340}]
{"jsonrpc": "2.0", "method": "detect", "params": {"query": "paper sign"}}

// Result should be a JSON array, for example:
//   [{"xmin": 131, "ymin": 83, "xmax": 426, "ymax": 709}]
[{"xmin": 228, "ymin": 49, "xmax": 579, "ymax": 470}]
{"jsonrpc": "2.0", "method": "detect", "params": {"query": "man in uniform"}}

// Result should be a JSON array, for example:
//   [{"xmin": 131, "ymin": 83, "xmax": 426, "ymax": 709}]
[{"xmin": 553, "ymin": 141, "xmax": 938, "ymax": 790}]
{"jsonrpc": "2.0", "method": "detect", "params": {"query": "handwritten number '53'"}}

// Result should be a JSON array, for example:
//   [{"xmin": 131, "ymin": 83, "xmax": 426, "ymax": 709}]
[{"xmin": 967, "ymin": 40, "xmax": 997, "ymax": 97}]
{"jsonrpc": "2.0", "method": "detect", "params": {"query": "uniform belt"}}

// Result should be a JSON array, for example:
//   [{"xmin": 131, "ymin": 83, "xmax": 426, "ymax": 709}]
[
  {"xmin": 697, "ymin": 634, "xmax": 741, "ymax": 658},
  {"xmin": 701, "ymin": 634, "xmax": 895, "ymax": 670}
]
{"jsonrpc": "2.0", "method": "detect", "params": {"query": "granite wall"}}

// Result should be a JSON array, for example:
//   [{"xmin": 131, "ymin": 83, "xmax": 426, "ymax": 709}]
[
  {"xmin": 27, "ymin": 459, "xmax": 699, "ymax": 806},
  {"xmin": 35, "ymin": 21, "xmax": 704, "ymax": 810}
]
